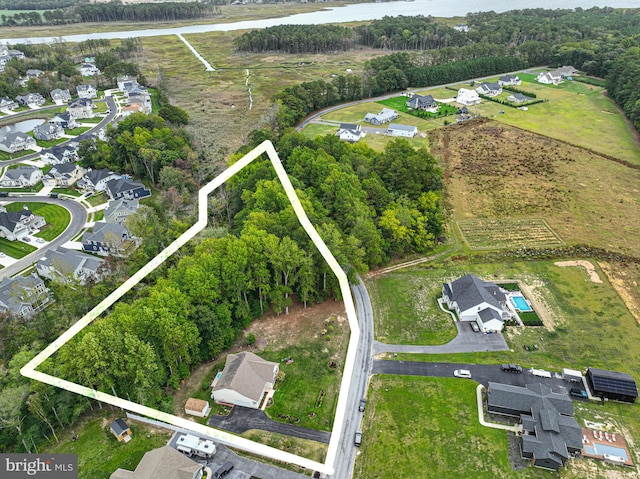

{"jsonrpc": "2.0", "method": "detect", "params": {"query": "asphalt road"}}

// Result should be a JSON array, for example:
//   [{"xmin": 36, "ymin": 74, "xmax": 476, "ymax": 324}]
[
  {"xmin": 0, "ymin": 196, "xmax": 88, "ymax": 280},
  {"xmin": 0, "ymin": 96, "xmax": 117, "ymax": 167},
  {"xmin": 207, "ymin": 406, "xmax": 330, "ymax": 444}
]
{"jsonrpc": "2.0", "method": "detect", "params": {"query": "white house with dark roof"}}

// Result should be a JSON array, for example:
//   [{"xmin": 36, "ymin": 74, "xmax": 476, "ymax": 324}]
[
  {"xmin": 507, "ymin": 93, "xmax": 531, "ymax": 104},
  {"xmin": 50, "ymin": 88, "xmax": 71, "ymax": 104},
  {"xmin": 78, "ymin": 169, "xmax": 121, "ymax": 192},
  {"xmin": 36, "ymin": 246, "xmax": 104, "ymax": 285},
  {"xmin": 42, "ymin": 163, "xmax": 85, "ymax": 187},
  {"xmin": 1, "ymin": 167, "xmax": 42, "ymax": 187},
  {"xmin": 117, "ymin": 75, "xmax": 138, "ymax": 91},
  {"xmin": 110, "ymin": 445, "xmax": 204, "ymax": 479},
  {"xmin": 67, "ymin": 98, "xmax": 94, "ymax": 119},
  {"xmin": 498, "ymin": 74, "xmax": 521, "ymax": 86},
  {"xmin": 0, "ymin": 205, "xmax": 46, "ymax": 241},
  {"xmin": 33, "ymin": 122, "xmax": 64, "ymax": 141},
  {"xmin": 105, "ymin": 178, "xmax": 151, "ymax": 201},
  {"xmin": 0, "ymin": 273, "xmax": 50, "ymax": 318},
  {"xmin": 336, "ymin": 123, "xmax": 365, "ymax": 143},
  {"xmin": 40, "ymin": 145, "xmax": 78, "ymax": 165},
  {"xmin": 0, "ymin": 132, "xmax": 37, "ymax": 153},
  {"xmin": 456, "ymin": 88, "xmax": 481, "ymax": 106},
  {"xmin": 78, "ymin": 63, "xmax": 101, "ymax": 77},
  {"xmin": 82, "ymin": 221, "xmax": 136, "ymax": 256},
  {"xmin": 16, "ymin": 93, "xmax": 45, "ymax": 108},
  {"xmin": 475, "ymin": 82, "xmax": 503, "ymax": 97},
  {"xmin": 406, "ymin": 94, "xmax": 437, "ymax": 111},
  {"xmin": 442, "ymin": 273, "xmax": 512, "ymax": 332},
  {"xmin": 364, "ymin": 108, "xmax": 398, "ymax": 125},
  {"xmin": 76, "ymin": 84, "xmax": 97, "ymax": 99},
  {"xmin": 49, "ymin": 111, "xmax": 78, "ymax": 130},
  {"xmin": 211, "ymin": 351, "xmax": 279, "ymax": 409},
  {"xmin": 487, "ymin": 382, "xmax": 582, "ymax": 471},
  {"xmin": 0, "ymin": 96, "xmax": 18, "ymax": 110},
  {"xmin": 387, "ymin": 123, "xmax": 417, "ymax": 138},
  {"xmin": 104, "ymin": 199, "xmax": 139, "ymax": 225},
  {"xmin": 536, "ymin": 71, "xmax": 563, "ymax": 85}
]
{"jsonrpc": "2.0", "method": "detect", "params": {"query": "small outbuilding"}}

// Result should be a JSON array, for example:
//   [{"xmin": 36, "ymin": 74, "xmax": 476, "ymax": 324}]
[
  {"xmin": 586, "ymin": 367, "xmax": 638, "ymax": 403},
  {"xmin": 387, "ymin": 123, "xmax": 417, "ymax": 138},
  {"xmin": 110, "ymin": 418, "xmax": 132, "ymax": 442},
  {"xmin": 184, "ymin": 398, "xmax": 211, "ymax": 418}
]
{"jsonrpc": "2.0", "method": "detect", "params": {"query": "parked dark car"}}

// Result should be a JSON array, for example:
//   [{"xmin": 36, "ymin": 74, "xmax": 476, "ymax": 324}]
[
  {"xmin": 49, "ymin": 192, "xmax": 59, "ymax": 198},
  {"xmin": 354, "ymin": 431, "xmax": 362, "ymax": 447},
  {"xmin": 213, "ymin": 462, "xmax": 234, "ymax": 479},
  {"xmin": 501, "ymin": 364, "xmax": 523, "ymax": 373},
  {"xmin": 358, "ymin": 398, "xmax": 366, "ymax": 412}
]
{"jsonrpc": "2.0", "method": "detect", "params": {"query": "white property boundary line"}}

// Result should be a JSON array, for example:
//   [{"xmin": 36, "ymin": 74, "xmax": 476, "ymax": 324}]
[{"xmin": 21, "ymin": 140, "xmax": 360, "ymax": 476}]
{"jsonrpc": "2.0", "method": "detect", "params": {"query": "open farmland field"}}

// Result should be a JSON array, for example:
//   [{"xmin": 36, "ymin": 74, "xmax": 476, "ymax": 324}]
[
  {"xmin": 457, "ymin": 218, "xmax": 564, "ymax": 250},
  {"xmin": 431, "ymin": 118, "xmax": 640, "ymax": 257}
]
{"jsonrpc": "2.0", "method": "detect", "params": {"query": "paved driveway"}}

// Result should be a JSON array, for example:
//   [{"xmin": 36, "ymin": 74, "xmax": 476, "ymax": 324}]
[
  {"xmin": 207, "ymin": 406, "xmax": 330, "ymax": 444},
  {"xmin": 373, "ymin": 321, "xmax": 509, "ymax": 355}
]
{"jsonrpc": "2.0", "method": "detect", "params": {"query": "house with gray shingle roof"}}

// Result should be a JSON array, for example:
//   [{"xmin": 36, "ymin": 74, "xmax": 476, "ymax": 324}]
[
  {"xmin": 78, "ymin": 168, "xmax": 121, "ymax": 192},
  {"xmin": 110, "ymin": 445, "xmax": 204, "ymax": 479},
  {"xmin": 50, "ymin": 88, "xmax": 71, "ymax": 104},
  {"xmin": 36, "ymin": 246, "xmax": 104, "ymax": 284},
  {"xmin": 442, "ymin": 273, "xmax": 512, "ymax": 332},
  {"xmin": 336, "ymin": 123, "xmax": 365, "ymax": 143},
  {"xmin": 507, "ymin": 93, "xmax": 531, "ymax": 103},
  {"xmin": 406, "ymin": 94, "xmax": 437, "ymax": 111},
  {"xmin": 0, "ymin": 132, "xmax": 37, "ymax": 154},
  {"xmin": 387, "ymin": 123, "xmax": 418, "ymax": 138},
  {"xmin": 49, "ymin": 111, "xmax": 78, "ymax": 130},
  {"xmin": 40, "ymin": 145, "xmax": 78, "ymax": 165},
  {"xmin": 67, "ymin": 98, "xmax": 94, "ymax": 119},
  {"xmin": 211, "ymin": 352, "xmax": 279, "ymax": 409},
  {"xmin": 487, "ymin": 382, "xmax": 582, "ymax": 471},
  {"xmin": 42, "ymin": 162, "xmax": 85, "ymax": 187},
  {"xmin": 26, "ymin": 69, "xmax": 44, "ymax": 79},
  {"xmin": 0, "ymin": 96, "xmax": 18, "ymax": 110},
  {"xmin": 475, "ymin": 82, "xmax": 503, "ymax": 97},
  {"xmin": 0, "ymin": 205, "xmax": 46, "ymax": 241},
  {"xmin": 498, "ymin": 74, "xmax": 521, "ymax": 86},
  {"xmin": 82, "ymin": 221, "xmax": 136, "ymax": 256},
  {"xmin": 16, "ymin": 93, "xmax": 45, "ymax": 108},
  {"xmin": 364, "ymin": 108, "xmax": 398, "ymax": 125},
  {"xmin": 104, "ymin": 199, "xmax": 139, "ymax": 225},
  {"xmin": 76, "ymin": 84, "xmax": 97, "ymax": 99},
  {"xmin": 33, "ymin": 122, "xmax": 64, "ymax": 141},
  {"xmin": 105, "ymin": 178, "xmax": 151, "ymax": 201},
  {"xmin": 0, "ymin": 273, "xmax": 50, "ymax": 318},
  {"xmin": 0, "ymin": 166, "xmax": 42, "ymax": 187}
]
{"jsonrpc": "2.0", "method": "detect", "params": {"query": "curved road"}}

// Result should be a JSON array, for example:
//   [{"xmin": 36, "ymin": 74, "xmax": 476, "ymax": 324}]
[{"xmin": 0, "ymin": 196, "xmax": 88, "ymax": 280}]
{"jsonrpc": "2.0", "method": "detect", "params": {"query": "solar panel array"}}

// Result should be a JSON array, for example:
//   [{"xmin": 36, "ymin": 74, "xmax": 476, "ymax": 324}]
[{"xmin": 589, "ymin": 368, "xmax": 638, "ymax": 397}]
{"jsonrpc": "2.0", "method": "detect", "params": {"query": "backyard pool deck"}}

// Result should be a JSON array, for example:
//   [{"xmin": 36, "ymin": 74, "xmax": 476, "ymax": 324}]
[{"xmin": 581, "ymin": 427, "xmax": 634, "ymax": 467}]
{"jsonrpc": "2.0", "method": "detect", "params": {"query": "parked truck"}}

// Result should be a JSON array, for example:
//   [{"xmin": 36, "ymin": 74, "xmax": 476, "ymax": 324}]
[{"xmin": 529, "ymin": 368, "xmax": 552, "ymax": 378}]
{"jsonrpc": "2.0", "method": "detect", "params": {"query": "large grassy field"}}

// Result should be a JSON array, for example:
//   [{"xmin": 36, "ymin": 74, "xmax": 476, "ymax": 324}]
[
  {"xmin": 4, "ymin": 202, "xmax": 71, "ymax": 241},
  {"xmin": 379, "ymin": 260, "xmax": 640, "ymax": 381},
  {"xmin": 45, "ymin": 410, "xmax": 172, "ymax": 479}
]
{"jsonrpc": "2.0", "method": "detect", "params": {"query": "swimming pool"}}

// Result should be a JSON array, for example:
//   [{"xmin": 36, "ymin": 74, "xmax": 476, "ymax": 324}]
[
  {"xmin": 510, "ymin": 295, "xmax": 532, "ymax": 312},
  {"xmin": 584, "ymin": 443, "xmax": 629, "ymax": 461}
]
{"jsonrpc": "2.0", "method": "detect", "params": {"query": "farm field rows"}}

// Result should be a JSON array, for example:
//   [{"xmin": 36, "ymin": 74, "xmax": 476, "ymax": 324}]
[{"xmin": 456, "ymin": 218, "xmax": 564, "ymax": 250}]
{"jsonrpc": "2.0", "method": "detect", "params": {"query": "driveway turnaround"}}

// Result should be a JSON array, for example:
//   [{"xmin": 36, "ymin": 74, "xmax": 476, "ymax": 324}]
[
  {"xmin": 372, "ymin": 321, "xmax": 509, "ymax": 355},
  {"xmin": 207, "ymin": 406, "xmax": 330, "ymax": 444}
]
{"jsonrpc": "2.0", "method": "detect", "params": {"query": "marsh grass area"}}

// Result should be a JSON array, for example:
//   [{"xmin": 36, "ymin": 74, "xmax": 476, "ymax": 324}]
[
  {"xmin": 45, "ymin": 410, "xmax": 172, "ymax": 479},
  {"xmin": 4, "ymin": 202, "xmax": 71, "ymax": 241}
]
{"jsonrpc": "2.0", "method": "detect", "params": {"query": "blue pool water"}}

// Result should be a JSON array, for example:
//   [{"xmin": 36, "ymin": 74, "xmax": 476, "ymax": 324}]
[
  {"xmin": 584, "ymin": 443, "xmax": 629, "ymax": 460},
  {"xmin": 584, "ymin": 446, "xmax": 595, "ymax": 455},
  {"xmin": 510, "ymin": 295, "xmax": 532, "ymax": 312}
]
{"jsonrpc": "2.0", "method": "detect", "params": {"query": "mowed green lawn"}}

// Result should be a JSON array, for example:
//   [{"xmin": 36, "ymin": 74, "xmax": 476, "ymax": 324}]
[
  {"xmin": 4, "ymin": 202, "xmax": 71, "ymax": 241},
  {"xmin": 383, "ymin": 260, "xmax": 640, "ymax": 381},
  {"xmin": 45, "ymin": 411, "xmax": 171, "ymax": 479},
  {"xmin": 0, "ymin": 237, "xmax": 37, "ymax": 258},
  {"xmin": 353, "ymin": 376, "xmax": 541, "ymax": 479}
]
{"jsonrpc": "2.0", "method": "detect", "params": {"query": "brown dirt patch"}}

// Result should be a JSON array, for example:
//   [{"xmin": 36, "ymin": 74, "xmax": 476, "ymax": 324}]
[
  {"xmin": 555, "ymin": 260, "xmax": 603, "ymax": 283},
  {"xmin": 599, "ymin": 262, "xmax": 640, "ymax": 325}
]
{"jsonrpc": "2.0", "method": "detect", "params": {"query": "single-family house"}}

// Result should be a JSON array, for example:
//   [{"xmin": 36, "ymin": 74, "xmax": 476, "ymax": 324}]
[
  {"xmin": 0, "ymin": 167, "xmax": 42, "ymax": 187},
  {"xmin": 8, "ymin": 49, "xmax": 25, "ymax": 60},
  {"xmin": 105, "ymin": 178, "xmax": 151, "ymax": 201},
  {"xmin": 336, "ymin": 123, "xmax": 365, "ymax": 143},
  {"xmin": 507, "ymin": 93, "xmax": 531, "ymax": 103},
  {"xmin": 442, "ymin": 273, "xmax": 512, "ymax": 332},
  {"xmin": 536, "ymin": 71, "xmax": 563, "ymax": 85},
  {"xmin": 405, "ymin": 94, "xmax": 437, "ymax": 111},
  {"xmin": 184, "ymin": 398, "xmax": 211, "ymax": 418},
  {"xmin": 0, "ymin": 96, "xmax": 18, "ymax": 110},
  {"xmin": 127, "ymin": 93, "xmax": 152, "ymax": 114},
  {"xmin": 122, "ymin": 81, "xmax": 148, "ymax": 98},
  {"xmin": 78, "ymin": 169, "xmax": 121, "ymax": 192},
  {"xmin": 16, "ymin": 93, "xmax": 46, "ymax": 108},
  {"xmin": 364, "ymin": 108, "xmax": 398, "ymax": 125},
  {"xmin": 104, "ymin": 199, "xmax": 139, "ymax": 225},
  {"xmin": 42, "ymin": 162, "xmax": 85, "ymax": 187},
  {"xmin": 487, "ymin": 382, "xmax": 582, "ymax": 471},
  {"xmin": 33, "ymin": 122, "xmax": 64, "ymax": 141},
  {"xmin": 555, "ymin": 66, "xmax": 578, "ymax": 77},
  {"xmin": 117, "ymin": 75, "xmax": 138, "ymax": 91},
  {"xmin": 50, "ymin": 88, "xmax": 71, "ymax": 104},
  {"xmin": 40, "ymin": 145, "xmax": 78, "ymax": 165},
  {"xmin": 475, "ymin": 82, "xmax": 503, "ymax": 97},
  {"xmin": 76, "ymin": 84, "xmax": 97, "ymax": 99},
  {"xmin": 67, "ymin": 98, "xmax": 94, "ymax": 119},
  {"xmin": 110, "ymin": 445, "xmax": 204, "ymax": 479},
  {"xmin": 0, "ymin": 205, "xmax": 46, "ymax": 241},
  {"xmin": 26, "ymin": 69, "xmax": 44, "ymax": 79},
  {"xmin": 498, "ymin": 74, "xmax": 522, "ymax": 86},
  {"xmin": 49, "ymin": 111, "xmax": 78, "ymax": 130},
  {"xmin": 82, "ymin": 221, "xmax": 136, "ymax": 256},
  {"xmin": 109, "ymin": 419, "xmax": 132, "ymax": 443},
  {"xmin": 211, "ymin": 351, "xmax": 279, "ymax": 409},
  {"xmin": 456, "ymin": 88, "xmax": 481, "ymax": 106},
  {"xmin": 120, "ymin": 101, "xmax": 145, "ymax": 118},
  {"xmin": 36, "ymin": 246, "xmax": 104, "ymax": 285},
  {"xmin": 0, "ymin": 274, "xmax": 50, "ymax": 318},
  {"xmin": 78, "ymin": 62, "xmax": 101, "ymax": 76},
  {"xmin": 387, "ymin": 123, "xmax": 418, "ymax": 138},
  {"xmin": 0, "ymin": 132, "xmax": 37, "ymax": 153}
]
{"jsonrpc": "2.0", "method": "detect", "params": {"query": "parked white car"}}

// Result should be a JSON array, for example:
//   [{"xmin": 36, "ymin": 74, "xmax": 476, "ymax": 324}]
[{"xmin": 454, "ymin": 369, "xmax": 472, "ymax": 378}]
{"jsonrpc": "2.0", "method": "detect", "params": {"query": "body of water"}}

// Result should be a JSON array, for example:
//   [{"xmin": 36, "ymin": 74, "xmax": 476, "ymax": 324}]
[
  {"xmin": 0, "ymin": 0, "xmax": 637, "ymax": 44},
  {"xmin": 0, "ymin": 119, "xmax": 45, "ymax": 139}
]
